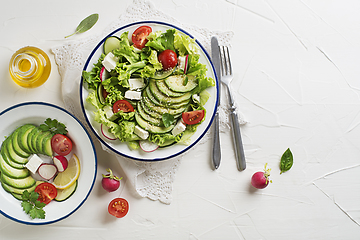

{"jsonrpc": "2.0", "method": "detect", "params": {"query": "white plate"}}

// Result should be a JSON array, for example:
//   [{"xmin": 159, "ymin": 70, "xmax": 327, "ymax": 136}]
[
  {"xmin": 80, "ymin": 21, "xmax": 219, "ymax": 161},
  {"xmin": 0, "ymin": 102, "xmax": 97, "ymax": 225}
]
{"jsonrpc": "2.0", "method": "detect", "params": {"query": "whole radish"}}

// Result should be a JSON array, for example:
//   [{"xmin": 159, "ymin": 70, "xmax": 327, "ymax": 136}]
[
  {"xmin": 102, "ymin": 168, "xmax": 122, "ymax": 192},
  {"xmin": 251, "ymin": 163, "xmax": 272, "ymax": 189}
]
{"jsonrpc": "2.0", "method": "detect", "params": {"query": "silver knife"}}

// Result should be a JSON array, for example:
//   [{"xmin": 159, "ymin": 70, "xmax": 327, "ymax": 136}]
[{"xmin": 211, "ymin": 36, "xmax": 221, "ymax": 169}]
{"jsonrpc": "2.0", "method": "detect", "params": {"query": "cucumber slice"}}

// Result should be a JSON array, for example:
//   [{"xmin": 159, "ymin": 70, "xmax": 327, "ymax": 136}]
[
  {"xmin": 149, "ymin": 80, "xmax": 192, "ymax": 105},
  {"xmin": 36, "ymin": 131, "xmax": 51, "ymax": 154},
  {"xmin": 135, "ymin": 113, "xmax": 174, "ymax": 134},
  {"xmin": 27, "ymin": 127, "xmax": 41, "ymax": 153},
  {"xmin": 164, "ymin": 75, "xmax": 197, "ymax": 93},
  {"xmin": 1, "ymin": 174, "xmax": 35, "ymax": 189},
  {"xmin": 103, "ymin": 36, "xmax": 121, "ymax": 55},
  {"xmin": 12, "ymin": 127, "xmax": 31, "ymax": 158},
  {"xmin": 145, "ymin": 87, "xmax": 189, "ymax": 109},
  {"xmin": 1, "ymin": 145, "xmax": 24, "ymax": 169},
  {"xmin": 7, "ymin": 137, "xmax": 28, "ymax": 164},
  {"xmin": 140, "ymin": 99, "xmax": 162, "ymax": 119},
  {"xmin": 0, "ymin": 154, "xmax": 29, "ymax": 179},
  {"xmin": 1, "ymin": 181, "xmax": 36, "ymax": 195},
  {"xmin": 152, "ymin": 67, "xmax": 175, "ymax": 80},
  {"xmin": 137, "ymin": 101, "xmax": 163, "ymax": 127},
  {"xmin": 143, "ymin": 92, "xmax": 189, "ymax": 116},
  {"xmin": 156, "ymin": 80, "xmax": 185, "ymax": 97},
  {"xmin": 17, "ymin": 124, "xmax": 36, "ymax": 154},
  {"xmin": 97, "ymin": 83, "xmax": 106, "ymax": 105},
  {"xmin": 41, "ymin": 134, "xmax": 53, "ymax": 156},
  {"xmin": 55, "ymin": 181, "xmax": 77, "ymax": 202}
]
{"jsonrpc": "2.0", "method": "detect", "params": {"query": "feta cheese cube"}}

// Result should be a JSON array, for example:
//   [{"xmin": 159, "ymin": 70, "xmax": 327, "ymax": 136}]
[
  {"xmin": 128, "ymin": 78, "xmax": 146, "ymax": 90},
  {"xmin": 178, "ymin": 56, "xmax": 186, "ymax": 71},
  {"xmin": 102, "ymin": 52, "xmax": 118, "ymax": 72},
  {"xmin": 172, "ymin": 120, "xmax": 187, "ymax": 136},
  {"xmin": 104, "ymin": 105, "xmax": 116, "ymax": 120},
  {"xmin": 125, "ymin": 90, "xmax": 142, "ymax": 100},
  {"xmin": 25, "ymin": 154, "xmax": 43, "ymax": 174},
  {"xmin": 134, "ymin": 125, "xmax": 149, "ymax": 139},
  {"xmin": 192, "ymin": 94, "xmax": 200, "ymax": 103}
]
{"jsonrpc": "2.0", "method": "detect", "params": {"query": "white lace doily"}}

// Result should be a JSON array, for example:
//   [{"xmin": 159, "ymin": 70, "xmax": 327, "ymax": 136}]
[{"xmin": 51, "ymin": 0, "xmax": 245, "ymax": 204}]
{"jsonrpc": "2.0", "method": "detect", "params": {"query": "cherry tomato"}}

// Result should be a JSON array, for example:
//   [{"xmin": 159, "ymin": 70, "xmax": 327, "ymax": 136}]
[
  {"xmin": 108, "ymin": 198, "xmax": 129, "ymax": 218},
  {"xmin": 51, "ymin": 134, "xmax": 73, "ymax": 156},
  {"xmin": 182, "ymin": 110, "xmax": 205, "ymax": 125},
  {"xmin": 113, "ymin": 99, "xmax": 134, "ymax": 113},
  {"xmin": 35, "ymin": 182, "xmax": 57, "ymax": 205},
  {"xmin": 132, "ymin": 26, "xmax": 152, "ymax": 49},
  {"xmin": 158, "ymin": 49, "xmax": 178, "ymax": 70}
]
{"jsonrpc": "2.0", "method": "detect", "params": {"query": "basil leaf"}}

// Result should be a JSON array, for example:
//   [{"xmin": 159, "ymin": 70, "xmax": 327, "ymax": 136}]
[
  {"xmin": 65, "ymin": 13, "xmax": 99, "ymax": 38},
  {"xmin": 162, "ymin": 113, "xmax": 175, "ymax": 128},
  {"xmin": 280, "ymin": 148, "xmax": 293, "ymax": 174}
]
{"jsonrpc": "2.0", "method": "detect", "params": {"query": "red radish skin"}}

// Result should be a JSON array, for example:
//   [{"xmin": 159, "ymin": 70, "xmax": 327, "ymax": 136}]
[
  {"xmin": 102, "ymin": 168, "xmax": 122, "ymax": 192},
  {"xmin": 53, "ymin": 155, "xmax": 68, "ymax": 172},
  {"xmin": 139, "ymin": 140, "xmax": 159, "ymax": 152},
  {"xmin": 251, "ymin": 163, "xmax": 272, "ymax": 189},
  {"xmin": 38, "ymin": 163, "xmax": 58, "ymax": 180},
  {"xmin": 99, "ymin": 67, "xmax": 109, "ymax": 81},
  {"xmin": 183, "ymin": 55, "xmax": 189, "ymax": 74},
  {"xmin": 101, "ymin": 124, "xmax": 117, "ymax": 140}
]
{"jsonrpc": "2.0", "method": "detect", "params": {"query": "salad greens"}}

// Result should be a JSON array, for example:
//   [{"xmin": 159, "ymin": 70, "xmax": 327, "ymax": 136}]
[{"xmin": 82, "ymin": 27, "xmax": 214, "ymax": 150}]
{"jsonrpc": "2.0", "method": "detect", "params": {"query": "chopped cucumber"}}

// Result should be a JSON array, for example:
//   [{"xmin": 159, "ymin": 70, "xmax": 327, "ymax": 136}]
[
  {"xmin": 55, "ymin": 181, "xmax": 78, "ymax": 202},
  {"xmin": 152, "ymin": 67, "xmax": 175, "ymax": 80},
  {"xmin": 135, "ymin": 113, "xmax": 174, "ymax": 134},
  {"xmin": 164, "ymin": 75, "xmax": 197, "ymax": 93},
  {"xmin": 0, "ymin": 154, "xmax": 29, "ymax": 179},
  {"xmin": 103, "ymin": 36, "xmax": 121, "ymax": 55},
  {"xmin": 149, "ymin": 80, "xmax": 192, "ymax": 105}
]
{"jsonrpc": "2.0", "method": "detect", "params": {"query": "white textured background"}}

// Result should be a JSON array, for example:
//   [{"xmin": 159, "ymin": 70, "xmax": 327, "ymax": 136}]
[{"xmin": 0, "ymin": 0, "xmax": 360, "ymax": 239}]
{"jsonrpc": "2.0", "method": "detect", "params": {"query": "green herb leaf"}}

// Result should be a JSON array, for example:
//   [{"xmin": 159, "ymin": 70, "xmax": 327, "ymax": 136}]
[
  {"xmin": 65, "ymin": 13, "xmax": 99, "ymax": 38},
  {"xmin": 21, "ymin": 201, "xmax": 33, "ymax": 214},
  {"xmin": 21, "ymin": 190, "xmax": 46, "ymax": 219},
  {"xmin": 39, "ymin": 118, "xmax": 68, "ymax": 135},
  {"xmin": 183, "ymin": 76, "xmax": 189, "ymax": 86},
  {"xmin": 29, "ymin": 191, "xmax": 39, "ymax": 203},
  {"xmin": 280, "ymin": 148, "xmax": 293, "ymax": 174},
  {"xmin": 21, "ymin": 190, "xmax": 30, "ymax": 201},
  {"xmin": 162, "ymin": 113, "xmax": 175, "ymax": 128},
  {"xmin": 34, "ymin": 200, "xmax": 46, "ymax": 208}
]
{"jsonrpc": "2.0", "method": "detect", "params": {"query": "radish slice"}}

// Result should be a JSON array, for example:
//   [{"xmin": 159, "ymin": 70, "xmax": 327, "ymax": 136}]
[
  {"xmin": 139, "ymin": 140, "xmax": 159, "ymax": 152},
  {"xmin": 178, "ymin": 55, "xmax": 189, "ymax": 74},
  {"xmin": 101, "ymin": 124, "xmax": 117, "ymax": 140},
  {"xmin": 53, "ymin": 155, "xmax": 68, "ymax": 173},
  {"xmin": 183, "ymin": 55, "xmax": 189, "ymax": 74},
  {"xmin": 99, "ymin": 66, "xmax": 110, "ymax": 81},
  {"xmin": 38, "ymin": 163, "xmax": 57, "ymax": 180}
]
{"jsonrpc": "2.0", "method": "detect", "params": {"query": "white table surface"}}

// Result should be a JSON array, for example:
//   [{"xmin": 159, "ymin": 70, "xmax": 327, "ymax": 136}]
[{"xmin": 1, "ymin": 0, "xmax": 360, "ymax": 239}]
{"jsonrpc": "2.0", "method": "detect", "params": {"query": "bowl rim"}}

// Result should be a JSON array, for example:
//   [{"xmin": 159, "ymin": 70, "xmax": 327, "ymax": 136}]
[
  {"xmin": 80, "ymin": 20, "xmax": 219, "ymax": 162},
  {"xmin": 0, "ymin": 101, "xmax": 97, "ymax": 225}
]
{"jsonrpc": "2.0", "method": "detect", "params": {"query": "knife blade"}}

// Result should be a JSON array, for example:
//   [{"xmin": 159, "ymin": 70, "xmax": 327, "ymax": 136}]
[{"xmin": 211, "ymin": 36, "xmax": 221, "ymax": 169}]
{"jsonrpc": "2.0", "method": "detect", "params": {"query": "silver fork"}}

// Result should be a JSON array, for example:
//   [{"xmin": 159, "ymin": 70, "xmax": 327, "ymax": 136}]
[{"xmin": 219, "ymin": 46, "xmax": 246, "ymax": 171}]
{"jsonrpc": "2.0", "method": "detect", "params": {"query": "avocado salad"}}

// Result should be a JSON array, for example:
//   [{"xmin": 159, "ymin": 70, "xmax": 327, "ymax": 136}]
[{"xmin": 82, "ymin": 25, "xmax": 215, "ymax": 151}]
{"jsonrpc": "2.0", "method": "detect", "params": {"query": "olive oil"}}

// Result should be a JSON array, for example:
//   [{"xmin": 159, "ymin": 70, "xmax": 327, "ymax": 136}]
[{"xmin": 9, "ymin": 46, "xmax": 51, "ymax": 88}]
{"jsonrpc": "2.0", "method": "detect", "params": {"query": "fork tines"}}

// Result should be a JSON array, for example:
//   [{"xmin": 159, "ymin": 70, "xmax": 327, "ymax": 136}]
[{"xmin": 219, "ymin": 46, "xmax": 232, "ymax": 76}]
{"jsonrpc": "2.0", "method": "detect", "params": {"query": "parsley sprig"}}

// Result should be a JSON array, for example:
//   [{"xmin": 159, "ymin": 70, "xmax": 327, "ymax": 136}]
[
  {"xmin": 21, "ymin": 190, "xmax": 46, "ymax": 219},
  {"xmin": 39, "ymin": 118, "xmax": 68, "ymax": 135}
]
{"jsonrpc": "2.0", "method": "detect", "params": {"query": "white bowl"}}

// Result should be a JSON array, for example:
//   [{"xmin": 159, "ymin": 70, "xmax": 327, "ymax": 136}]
[
  {"xmin": 0, "ymin": 102, "xmax": 97, "ymax": 225},
  {"xmin": 80, "ymin": 21, "xmax": 219, "ymax": 161}
]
